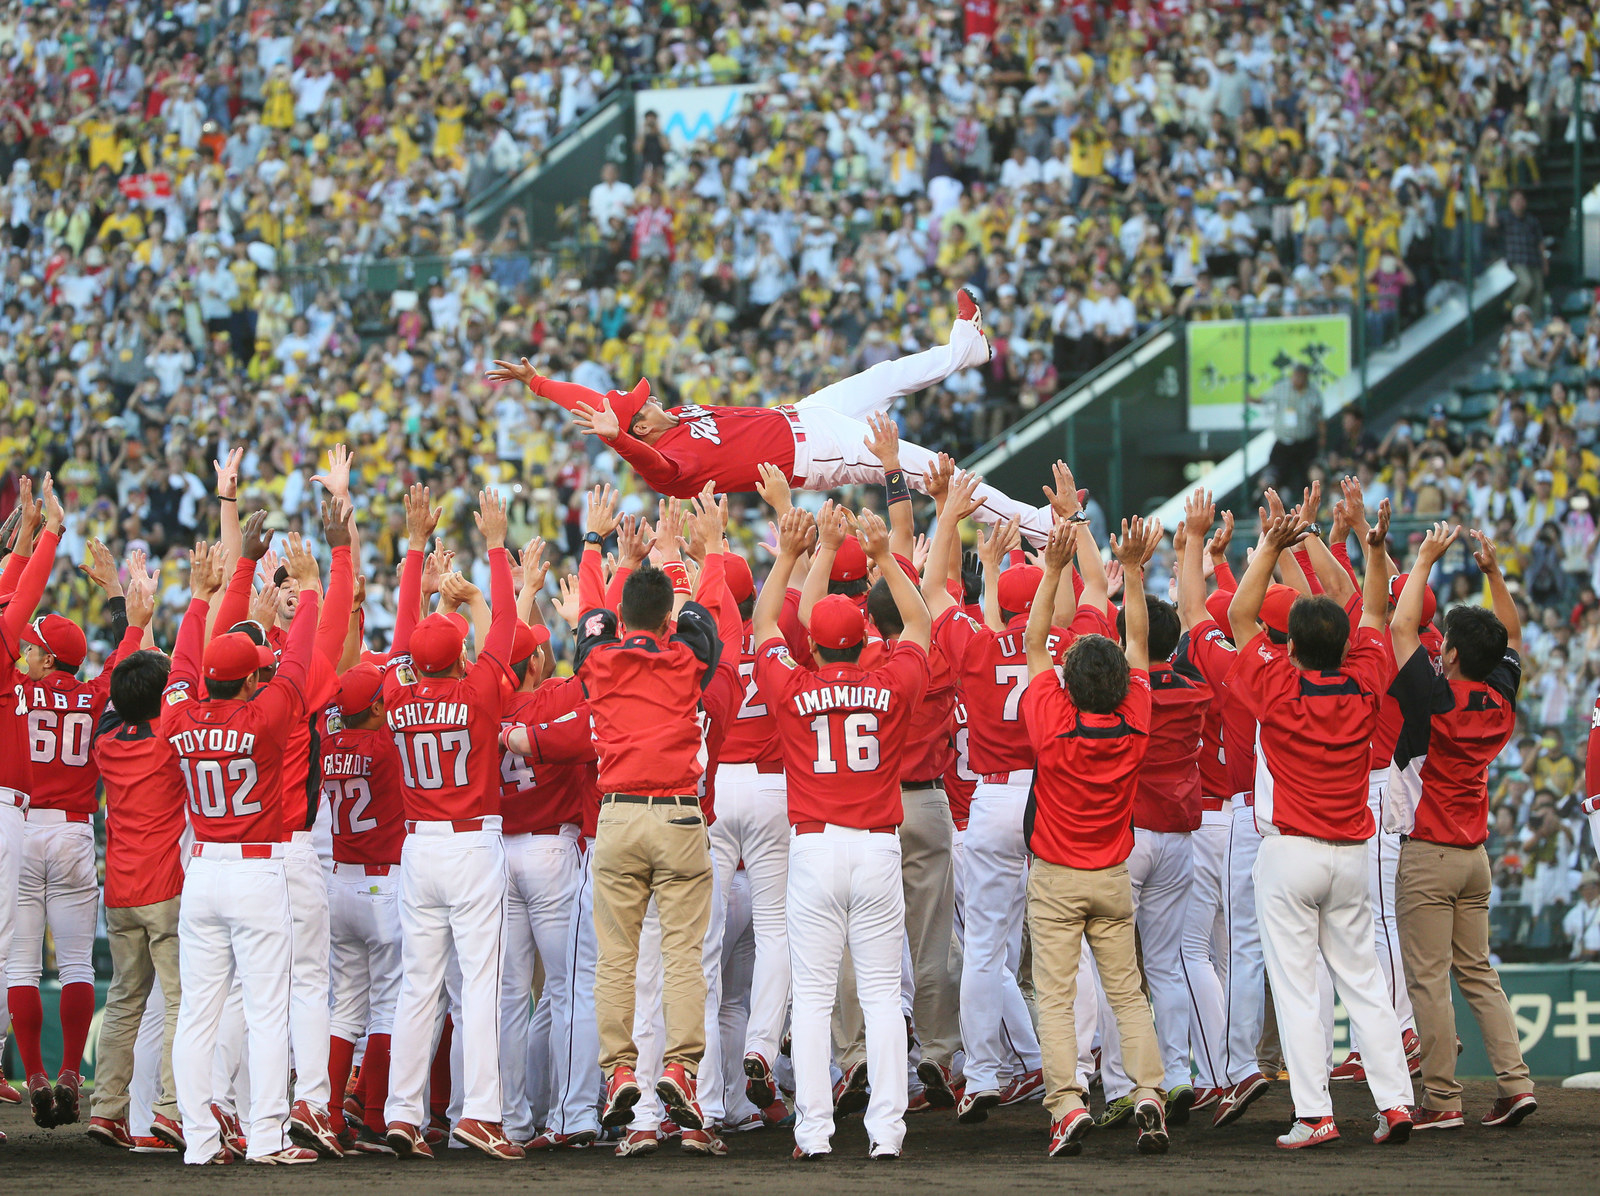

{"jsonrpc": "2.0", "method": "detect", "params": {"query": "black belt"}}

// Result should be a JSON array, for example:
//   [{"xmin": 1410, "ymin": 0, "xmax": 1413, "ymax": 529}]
[
  {"xmin": 903, "ymin": 778, "xmax": 945, "ymax": 791},
  {"xmin": 602, "ymin": 793, "xmax": 700, "ymax": 807}
]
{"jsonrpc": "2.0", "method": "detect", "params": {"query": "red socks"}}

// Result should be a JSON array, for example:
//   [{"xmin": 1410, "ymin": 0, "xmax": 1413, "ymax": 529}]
[
  {"xmin": 6, "ymin": 986, "xmax": 44, "ymax": 1077},
  {"xmin": 59, "ymin": 983, "xmax": 95, "ymax": 1076},
  {"xmin": 362, "ymin": 1033, "xmax": 392, "ymax": 1134},
  {"xmin": 328, "ymin": 1035, "xmax": 357, "ymax": 1133},
  {"xmin": 429, "ymin": 1016, "xmax": 453, "ymax": 1119}
]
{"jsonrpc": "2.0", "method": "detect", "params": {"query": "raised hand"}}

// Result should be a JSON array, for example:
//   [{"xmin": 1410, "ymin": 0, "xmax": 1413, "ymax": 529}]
[
  {"xmin": 241, "ymin": 509, "xmax": 272, "ymax": 561},
  {"xmin": 945, "ymin": 470, "xmax": 986, "ymax": 521},
  {"xmin": 249, "ymin": 581, "xmax": 280, "ymax": 628},
  {"xmin": 863, "ymin": 412, "xmax": 901, "ymax": 469},
  {"xmin": 1042, "ymin": 518, "xmax": 1080, "ymax": 571},
  {"xmin": 755, "ymin": 462, "xmax": 792, "ymax": 514},
  {"xmin": 654, "ymin": 497, "xmax": 685, "ymax": 561},
  {"xmin": 616, "ymin": 515, "xmax": 654, "ymax": 570},
  {"xmin": 1105, "ymin": 558, "xmax": 1125, "ymax": 600},
  {"xmin": 351, "ymin": 572, "xmax": 367, "ymax": 613},
  {"xmin": 815, "ymin": 499, "xmax": 848, "ymax": 550},
  {"xmin": 126, "ymin": 573, "xmax": 155, "ymax": 628},
  {"xmin": 923, "ymin": 453, "xmax": 955, "ymax": 502},
  {"xmin": 520, "ymin": 536, "xmax": 549, "ymax": 593},
  {"xmin": 1414, "ymin": 521, "xmax": 1459, "ymax": 566},
  {"xmin": 776, "ymin": 506, "xmax": 815, "ymax": 558},
  {"xmin": 1111, "ymin": 517, "xmax": 1151, "ymax": 569},
  {"xmin": 691, "ymin": 482, "xmax": 726, "ymax": 555},
  {"xmin": 81, "ymin": 538, "xmax": 122, "ymax": 596},
  {"xmin": 474, "ymin": 487, "xmax": 509, "ymax": 550},
  {"xmin": 439, "ymin": 571, "xmax": 482, "ymax": 606},
  {"xmin": 40, "ymin": 473, "xmax": 64, "ymax": 532},
  {"xmin": 553, "ymin": 574, "xmax": 581, "ymax": 626},
  {"xmin": 1468, "ymin": 528, "xmax": 1502, "ymax": 576},
  {"xmin": 190, "ymin": 540, "xmax": 224, "ymax": 600},
  {"xmin": 484, "ymin": 357, "xmax": 542, "ymax": 388},
  {"xmin": 1340, "ymin": 474, "xmax": 1368, "ymax": 532},
  {"xmin": 1295, "ymin": 480, "xmax": 1322, "ymax": 527},
  {"xmin": 586, "ymin": 484, "xmax": 621, "ymax": 539},
  {"xmin": 1184, "ymin": 487, "xmax": 1215, "ymax": 537},
  {"xmin": 421, "ymin": 543, "xmax": 453, "ymax": 597},
  {"xmin": 311, "ymin": 443, "xmax": 354, "ymax": 500},
  {"xmin": 572, "ymin": 398, "xmax": 621, "ymax": 441},
  {"xmin": 125, "ymin": 547, "xmax": 158, "ymax": 597},
  {"xmin": 1262, "ymin": 510, "xmax": 1313, "ymax": 552},
  {"xmin": 322, "ymin": 496, "xmax": 352, "ymax": 549},
  {"xmin": 856, "ymin": 508, "xmax": 892, "ymax": 561},
  {"xmin": 404, "ymin": 482, "xmax": 440, "ymax": 544},
  {"xmin": 283, "ymin": 532, "xmax": 323, "ymax": 590},
  {"xmin": 1041, "ymin": 460, "xmax": 1081, "ymax": 519},
  {"xmin": 911, "ymin": 533, "xmax": 932, "ymax": 576},
  {"xmin": 1207, "ymin": 509, "xmax": 1234, "ymax": 560},
  {"xmin": 978, "ymin": 515, "xmax": 1022, "ymax": 570},
  {"xmin": 1365, "ymin": 498, "xmax": 1391, "ymax": 550},
  {"xmin": 214, "ymin": 445, "xmax": 245, "ymax": 500}
]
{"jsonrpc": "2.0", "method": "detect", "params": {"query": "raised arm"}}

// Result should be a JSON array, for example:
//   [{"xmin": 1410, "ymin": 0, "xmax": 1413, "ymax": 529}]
[
  {"xmin": 215, "ymin": 445, "xmax": 245, "ymax": 561},
  {"xmin": 1358, "ymin": 499, "xmax": 1392, "ymax": 633},
  {"xmin": 1177, "ymin": 487, "xmax": 1214, "ymax": 630},
  {"xmin": 921, "ymin": 467, "xmax": 983, "ymax": 621},
  {"xmin": 1393, "ymin": 521, "xmax": 1456, "ymax": 667},
  {"xmin": 317, "ymin": 497, "xmax": 355, "ymax": 665},
  {"xmin": 978, "ymin": 516, "xmax": 1020, "ymax": 631},
  {"xmin": 1207, "ymin": 510, "xmax": 1237, "ymax": 590},
  {"xmin": 1111, "ymin": 517, "xmax": 1163, "ymax": 672},
  {"xmin": 475, "ymin": 488, "xmax": 516, "ymax": 665},
  {"xmin": 1469, "ymin": 528, "xmax": 1521, "ymax": 654},
  {"xmin": 172, "ymin": 541, "xmax": 228, "ymax": 690},
  {"xmin": 275, "ymin": 535, "xmax": 325, "ymax": 694},
  {"xmin": 0, "ymin": 478, "xmax": 62, "ymax": 656},
  {"xmin": 1027, "ymin": 520, "xmax": 1077, "ymax": 678},
  {"xmin": 859, "ymin": 509, "xmax": 929, "ymax": 651},
  {"xmin": 1230, "ymin": 510, "xmax": 1310, "ymax": 635},
  {"xmin": 579, "ymin": 483, "xmax": 621, "ymax": 616},
  {"xmin": 754, "ymin": 507, "xmax": 813, "ymax": 647},
  {"xmin": 212, "ymin": 508, "xmax": 269, "ymax": 637},
  {"xmin": 864, "ymin": 413, "xmax": 915, "ymax": 561},
  {"xmin": 799, "ymin": 499, "xmax": 847, "ymax": 628},
  {"xmin": 1046, "ymin": 461, "xmax": 1108, "ymax": 612},
  {"xmin": 393, "ymin": 482, "xmax": 440, "ymax": 654}
]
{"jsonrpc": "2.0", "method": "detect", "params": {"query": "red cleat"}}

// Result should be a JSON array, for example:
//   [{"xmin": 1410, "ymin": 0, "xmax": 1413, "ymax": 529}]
[
  {"xmin": 1047, "ymin": 1107, "xmax": 1093, "ymax": 1157},
  {"xmin": 1482, "ymin": 1093, "xmax": 1537, "ymax": 1127},
  {"xmin": 86, "ymin": 1115, "xmax": 136, "ymax": 1149},
  {"xmin": 955, "ymin": 287, "xmax": 983, "ymax": 330},
  {"xmin": 602, "ymin": 1065, "xmax": 642, "ymax": 1128}
]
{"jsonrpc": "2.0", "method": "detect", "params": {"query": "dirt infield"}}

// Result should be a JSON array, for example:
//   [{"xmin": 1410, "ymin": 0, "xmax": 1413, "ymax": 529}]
[{"xmin": 3, "ymin": 1079, "xmax": 1596, "ymax": 1194}]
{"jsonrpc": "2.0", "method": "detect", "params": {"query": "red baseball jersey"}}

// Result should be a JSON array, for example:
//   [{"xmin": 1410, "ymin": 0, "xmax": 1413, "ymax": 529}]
[
  {"xmin": 0, "ymin": 528, "xmax": 62, "ymax": 799},
  {"xmin": 720, "ymin": 626, "xmax": 781, "ymax": 767},
  {"xmin": 320, "ymin": 716, "xmax": 406, "ymax": 866},
  {"xmin": 94, "ymin": 712, "xmax": 186, "ymax": 907},
  {"xmin": 1186, "ymin": 617, "xmax": 1258, "ymax": 801},
  {"xmin": 1134, "ymin": 662, "xmax": 1212, "ymax": 833},
  {"xmin": 1588, "ymin": 691, "xmax": 1599, "ymax": 815},
  {"xmin": 945, "ymin": 699, "xmax": 980, "ymax": 826},
  {"xmin": 1234, "ymin": 627, "xmax": 1392, "ymax": 842},
  {"xmin": 603, "ymin": 405, "xmax": 799, "ymax": 498},
  {"xmin": 500, "ymin": 685, "xmax": 594, "ymax": 833},
  {"xmin": 23, "ymin": 624, "xmax": 141, "ymax": 812},
  {"xmin": 753, "ymin": 636, "xmax": 930, "ymax": 828},
  {"xmin": 162, "ymin": 592, "xmax": 322, "ymax": 844},
  {"xmin": 1022, "ymin": 668, "xmax": 1152, "ymax": 870},
  {"xmin": 1175, "ymin": 632, "xmax": 1228, "ymax": 799},
  {"xmin": 860, "ymin": 637, "xmax": 956, "ymax": 784}
]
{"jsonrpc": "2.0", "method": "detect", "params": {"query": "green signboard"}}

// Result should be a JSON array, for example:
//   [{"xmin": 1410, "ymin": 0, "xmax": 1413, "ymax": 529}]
[{"xmin": 1187, "ymin": 313, "xmax": 1351, "ymax": 431}]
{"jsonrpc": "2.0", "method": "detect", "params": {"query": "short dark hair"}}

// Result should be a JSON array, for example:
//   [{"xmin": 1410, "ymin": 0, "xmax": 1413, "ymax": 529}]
[
  {"xmin": 1443, "ymin": 606, "xmax": 1508, "ymax": 682},
  {"xmin": 206, "ymin": 676, "xmax": 247, "ymax": 700},
  {"xmin": 1117, "ymin": 595, "xmax": 1181, "ymax": 662},
  {"xmin": 737, "ymin": 595, "xmax": 756, "ymax": 622},
  {"xmin": 109, "ymin": 650, "xmax": 170, "ymax": 723},
  {"xmin": 510, "ymin": 656, "xmax": 531, "ymax": 685},
  {"xmin": 1063, "ymin": 634, "xmax": 1129, "ymax": 714},
  {"xmin": 828, "ymin": 576, "xmax": 870, "ymax": 599},
  {"xmin": 815, "ymin": 642, "xmax": 864, "ymax": 665},
  {"xmin": 1288, "ymin": 595, "xmax": 1349, "ymax": 671},
  {"xmin": 619, "ymin": 565, "xmax": 674, "ymax": 631},
  {"xmin": 867, "ymin": 578, "xmax": 903, "ymax": 637}
]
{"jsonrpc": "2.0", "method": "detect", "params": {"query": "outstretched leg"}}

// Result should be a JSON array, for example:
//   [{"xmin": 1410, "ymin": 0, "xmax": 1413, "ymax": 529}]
[{"xmin": 796, "ymin": 317, "xmax": 990, "ymax": 422}]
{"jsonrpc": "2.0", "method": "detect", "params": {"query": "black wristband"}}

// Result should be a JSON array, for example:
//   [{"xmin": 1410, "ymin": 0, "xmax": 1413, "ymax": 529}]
[
  {"xmin": 884, "ymin": 468, "xmax": 910, "ymax": 506},
  {"xmin": 218, "ymin": 495, "xmax": 237, "ymax": 502},
  {"xmin": 584, "ymin": 531, "xmax": 603, "ymax": 545}
]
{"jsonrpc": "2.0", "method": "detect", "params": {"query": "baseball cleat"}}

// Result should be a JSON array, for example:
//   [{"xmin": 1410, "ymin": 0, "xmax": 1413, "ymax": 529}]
[
  {"xmin": 289, "ymin": 1100, "xmax": 345, "ymax": 1157},
  {"xmin": 451, "ymin": 1118, "xmax": 524, "ymax": 1159},
  {"xmin": 52, "ymin": 1071, "xmax": 82, "ymax": 1124},
  {"xmin": 1191, "ymin": 1086, "xmax": 1225, "ymax": 1112},
  {"xmin": 86, "ymin": 1115, "xmax": 136, "ymax": 1149},
  {"xmin": 1481, "ymin": 1093, "xmax": 1537, "ymax": 1127},
  {"xmin": 744, "ymin": 1052, "xmax": 777, "ymax": 1108},
  {"xmin": 761, "ymin": 1098, "xmax": 795, "ymax": 1128},
  {"xmin": 423, "ymin": 1111, "xmax": 449, "ymax": 1147},
  {"xmin": 657, "ymin": 1062, "xmax": 705, "ymax": 1131},
  {"xmin": 1403, "ymin": 1028, "xmax": 1422, "ymax": 1076},
  {"xmin": 602, "ymin": 1065, "xmax": 642, "ymax": 1128},
  {"xmin": 720, "ymin": 1112, "xmax": 765, "ymax": 1134},
  {"xmin": 1047, "ymin": 1107, "xmax": 1093, "ymax": 1158},
  {"xmin": 956, "ymin": 1089, "xmax": 1001, "ymax": 1124},
  {"xmin": 1095, "ymin": 1095, "xmax": 1135, "ymax": 1128},
  {"xmin": 680, "ymin": 1127, "xmax": 729, "ymax": 1156},
  {"xmin": 249, "ymin": 1146, "xmax": 320, "ymax": 1165},
  {"xmin": 1329, "ymin": 1050, "xmax": 1366, "ymax": 1082},
  {"xmin": 955, "ymin": 286, "xmax": 983, "ymax": 330},
  {"xmin": 915, "ymin": 1060, "xmax": 960, "ymax": 1109},
  {"xmin": 999, "ymin": 1069, "xmax": 1045, "ymax": 1106},
  {"xmin": 1373, "ymin": 1107, "xmax": 1412, "ymax": 1145},
  {"xmin": 1276, "ymin": 1116, "xmax": 1340, "ymax": 1149},
  {"xmin": 198, "ymin": 1148, "xmax": 232, "ymax": 1164},
  {"xmin": 833, "ymin": 1060, "xmax": 870, "ymax": 1119},
  {"xmin": 528, "ymin": 1128, "xmax": 597, "ymax": 1149},
  {"xmin": 350, "ymin": 1123, "xmax": 398, "ymax": 1154},
  {"xmin": 131, "ymin": 1136, "xmax": 178, "ymax": 1153},
  {"xmin": 0, "ymin": 1077, "xmax": 21, "ymax": 1104},
  {"xmin": 614, "ymin": 1128, "xmax": 660, "ymax": 1157},
  {"xmin": 906, "ymin": 1091, "xmax": 932, "ymax": 1114},
  {"xmin": 212, "ymin": 1103, "xmax": 247, "ymax": 1158},
  {"xmin": 869, "ymin": 1141, "xmax": 900, "ymax": 1160},
  {"xmin": 28, "ymin": 1073, "xmax": 56, "ymax": 1128},
  {"xmin": 385, "ymin": 1121, "xmax": 434, "ymax": 1159},
  {"xmin": 1134, "ymin": 1097, "xmax": 1169, "ymax": 1154},
  {"xmin": 1410, "ymin": 1107, "xmax": 1464, "ymax": 1131},
  {"xmin": 1212, "ymin": 1073, "xmax": 1270, "ymax": 1127},
  {"xmin": 1165, "ymin": 1083, "xmax": 1196, "ymax": 1125},
  {"xmin": 151, "ymin": 1113, "xmax": 187, "ymax": 1151},
  {"xmin": 658, "ymin": 1118, "xmax": 682, "ymax": 1142}
]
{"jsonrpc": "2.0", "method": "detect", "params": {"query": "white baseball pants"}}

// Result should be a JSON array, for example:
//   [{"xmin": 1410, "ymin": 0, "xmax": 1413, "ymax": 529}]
[
  {"xmin": 1365, "ymin": 770, "xmax": 1415, "ymax": 1034},
  {"xmin": 285, "ymin": 832, "xmax": 332, "ymax": 1111},
  {"xmin": 327, "ymin": 864, "xmax": 403, "ymax": 1042},
  {"xmin": 1220, "ymin": 795, "xmax": 1267, "ymax": 1085},
  {"xmin": 173, "ymin": 849, "xmax": 295, "ymax": 1163},
  {"xmin": 951, "ymin": 826, "xmax": 1041, "ymax": 1078},
  {"xmin": 550, "ymin": 840, "xmax": 603, "ymax": 1137},
  {"xmin": 131, "ymin": 971, "xmax": 167, "ymax": 1136},
  {"xmin": 7, "ymin": 812, "xmax": 98, "ymax": 987},
  {"xmin": 499, "ymin": 827, "xmax": 582, "ymax": 1140},
  {"xmin": 0, "ymin": 795, "xmax": 23, "ymax": 1061},
  {"xmin": 718, "ymin": 867, "xmax": 764, "ymax": 1123},
  {"xmin": 385, "ymin": 820, "xmax": 508, "ymax": 1127},
  {"xmin": 1182, "ymin": 811, "xmax": 1230, "ymax": 1089},
  {"xmin": 790, "ymin": 322, "xmax": 1053, "ymax": 544},
  {"xmin": 958, "ymin": 779, "xmax": 1034, "ymax": 1094},
  {"xmin": 788, "ymin": 826, "xmax": 908, "ymax": 1157},
  {"xmin": 1254, "ymin": 834, "xmax": 1415, "ymax": 1119},
  {"xmin": 709, "ymin": 763, "xmax": 791, "ymax": 1068},
  {"xmin": 1100, "ymin": 828, "xmax": 1195, "ymax": 1098}
]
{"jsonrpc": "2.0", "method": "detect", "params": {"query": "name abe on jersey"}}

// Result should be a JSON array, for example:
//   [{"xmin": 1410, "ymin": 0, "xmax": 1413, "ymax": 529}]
[{"xmin": 24, "ymin": 686, "xmax": 96, "ymax": 711}]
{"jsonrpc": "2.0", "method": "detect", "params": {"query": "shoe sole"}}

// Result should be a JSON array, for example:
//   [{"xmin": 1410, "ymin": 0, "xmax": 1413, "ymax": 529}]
[
  {"xmin": 1000, "ymin": 1083, "xmax": 1044, "ymax": 1107},
  {"xmin": 1048, "ymin": 1117, "xmax": 1093, "ymax": 1158},
  {"xmin": 1376, "ymin": 1121, "xmax": 1412, "ymax": 1145},
  {"xmin": 1135, "ymin": 1105, "xmax": 1169, "ymax": 1155},
  {"xmin": 1212, "ymin": 1077, "xmax": 1270, "ymax": 1128},
  {"xmin": 451, "ymin": 1127, "xmax": 522, "ymax": 1159},
  {"xmin": 31, "ymin": 1087, "xmax": 56, "ymax": 1129},
  {"xmin": 957, "ymin": 1092, "xmax": 1000, "ymax": 1125},
  {"xmin": 616, "ymin": 1141, "xmax": 659, "ymax": 1157},
  {"xmin": 601, "ymin": 1086, "xmax": 642, "ymax": 1129},
  {"xmin": 915, "ymin": 1062, "xmax": 956, "ymax": 1109},
  {"xmin": 249, "ymin": 1153, "xmax": 319, "ymax": 1165},
  {"xmin": 744, "ymin": 1058, "xmax": 776, "ymax": 1109},
  {"xmin": 385, "ymin": 1132, "xmax": 421, "ymax": 1158},
  {"xmin": 150, "ymin": 1124, "xmax": 187, "ymax": 1152},
  {"xmin": 54, "ymin": 1085, "xmax": 80, "ymax": 1125},
  {"xmin": 289, "ymin": 1121, "xmax": 341, "ymax": 1158},
  {"xmin": 1484, "ymin": 1101, "xmax": 1537, "ymax": 1128},
  {"xmin": 1412, "ymin": 1119, "xmax": 1464, "ymax": 1131},
  {"xmin": 1167, "ymin": 1087, "xmax": 1196, "ymax": 1126},
  {"xmin": 1278, "ymin": 1133, "xmax": 1341, "ymax": 1149},
  {"xmin": 86, "ymin": 1126, "xmax": 134, "ymax": 1150},
  {"xmin": 1096, "ymin": 1103, "xmax": 1134, "ymax": 1129},
  {"xmin": 657, "ymin": 1081, "xmax": 704, "ymax": 1132}
]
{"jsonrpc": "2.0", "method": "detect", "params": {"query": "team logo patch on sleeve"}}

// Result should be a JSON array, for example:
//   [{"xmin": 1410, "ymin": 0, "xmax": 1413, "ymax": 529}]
[
  {"xmin": 394, "ymin": 662, "xmax": 418, "ymax": 686},
  {"xmin": 763, "ymin": 644, "xmax": 795, "ymax": 668},
  {"xmin": 165, "ymin": 688, "xmax": 189, "ymax": 705}
]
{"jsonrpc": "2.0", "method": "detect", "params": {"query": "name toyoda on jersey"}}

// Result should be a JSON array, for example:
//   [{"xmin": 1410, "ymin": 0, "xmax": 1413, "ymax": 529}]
[
  {"xmin": 792, "ymin": 683, "xmax": 894, "ymax": 716},
  {"xmin": 386, "ymin": 700, "xmax": 470, "ymax": 729},
  {"xmin": 169, "ymin": 727, "xmax": 257, "ymax": 755}
]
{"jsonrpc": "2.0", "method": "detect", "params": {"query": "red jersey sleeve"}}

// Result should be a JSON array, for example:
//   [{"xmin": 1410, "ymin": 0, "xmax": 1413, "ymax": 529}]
[
  {"xmin": 1586, "ymin": 692, "xmax": 1600, "ymax": 811},
  {"xmin": 1122, "ymin": 668, "xmax": 1153, "ymax": 732},
  {"xmin": 752, "ymin": 636, "xmax": 806, "ymax": 714},
  {"xmin": 1231, "ymin": 632, "xmax": 1298, "ymax": 724},
  {"xmin": 931, "ymin": 604, "xmax": 983, "ymax": 671},
  {"xmin": 1186, "ymin": 617, "xmax": 1239, "ymax": 689},
  {"xmin": 1342, "ymin": 625, "xmax": 1394, "ymax": 696},
  {"xmin": 1, "ymin": 529, "xmax": 60, "ymax": 656},
  {"xmin": 316, "ymin": 544, "xmax": 354, "ymax": 664},
  {"xmin": 211, "ymin": 555, "xmax": 258, "ymax": 640},
  {"xmin": 392, "ymin": 549, "xmax": 424, "ymax": 654}
]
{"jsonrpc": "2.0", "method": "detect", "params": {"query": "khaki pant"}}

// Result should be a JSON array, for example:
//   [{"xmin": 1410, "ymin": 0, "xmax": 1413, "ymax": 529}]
[
  {"xmin": 835, "ymin": 784, "xmax": 962, "ymax": 1069},
  {"xmin": 592, "ymin": 798, "xmax": 713, "ymax": 1075},
  {"xmin": 91, "ymin": 896, "xmax": 182, "ymax": 1121},
  {"xmin": 1396, "ymin": 839, "xmax": 1531, "ymax": 1111},
  {"xmin": 1027, "ymin": 858, "xmax": 1161, "ymax": 1118}
]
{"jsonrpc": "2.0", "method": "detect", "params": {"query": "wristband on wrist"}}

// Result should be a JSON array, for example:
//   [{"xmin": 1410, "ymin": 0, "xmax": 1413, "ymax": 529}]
[
  {"xmin": 218, "ymin": 495, "xmax": 236, "ymax": 502},
  {"xmin": 884, "ymin": 468, "xmax": 910, "ymax": 506},
  {"xmin": 661, "ymin": 560, "xmax": 690, "ymax": 595},
  {"xmin": 584, "ymin": 531, "xmax": 603, "ymax": 545}
]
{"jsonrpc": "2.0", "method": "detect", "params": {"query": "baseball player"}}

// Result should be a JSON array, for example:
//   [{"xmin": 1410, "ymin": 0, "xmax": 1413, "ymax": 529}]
[
  {"xmin": 1020, "ymin": 517, "xmax": 1169, "ymax": 1158},
  {"xmin": 321, "ymin": 661, "xmax": 407, "ymax": 1154},
  {"xmin": 920, "ymin": 467, "xmax": 1101, "ymax": 1120},
  {"xmin": 0, "ymin": 479, "xmax": 65, "ymax": 1136},
  {"xmin": 1587, "ymin": 688, "xmax": 1599, "ymax": 866},
  {"xmin": 486, "ymin": 290, "xmax": 1055, "ymax": 544},
  {"xmin": 753, "ymin": 505, "xmax": 932, "ymax": 1160},
  {"xmin": 1228, "ymin": 504, "xmax": 1414, "ymax": 1149},
  {"xmin": 381, "ymin": 486, "xmax": 522, "ymax": 1161},
  {"xmin": 165, "ymin": 534, "xmax": 325, "ymax": 1166},
  {"xmin": 1388, "ymin": 526, "xmax": 1535, "ymax": 1130},
  {"xmin": 10, "ymin": 548, "xmax": 141, "ymax": 1129}
]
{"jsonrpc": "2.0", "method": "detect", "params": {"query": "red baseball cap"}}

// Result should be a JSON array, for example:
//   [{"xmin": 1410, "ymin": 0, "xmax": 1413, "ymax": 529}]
[
  {"xmin": 511, "ymin": 620, "xmax": 552, "ymax": 664},
  {"xmin": 811, "ymin": 594, "xmax": 867, "ymax": 650},
  {"xmin": 204, "ymin": 632, "xmax": 275, "ymax": 682},
  {"xmin": 998, "ymin": 564, "xmax": 1043, "ymax": 616},
  {"xmin": 724, "ymin": 554, "xmax": 755, "ymax": 604},
  {"xmin": 411, "ymin": 613, "xmax": 466, "ymax": 672},
  {"xmin": 607, "ymin": 378, "xmax": 652, "ymax": 430},
  {"xmin": 1205, "ymin": 588, "xmax": 1234, "ymax": 639},
  {"xmin": 830, "ymin": 537, "xmax": 869, "ymax": 582},
  {"xmin": 1259, "ymin": 583, "xmax": 1299, "ymax": 636},
  {"xmin": 1389, "ymin": 573, "xmax": 1437, "ymax": 625},
  {"xmin": 26, "ymin": 614, "xmax": 87, "ymax": 668},
  {"xmin": 337, "ymin": 663, "xmax": 384, "ymax": 716}
]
